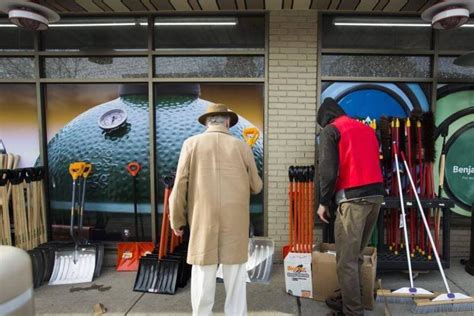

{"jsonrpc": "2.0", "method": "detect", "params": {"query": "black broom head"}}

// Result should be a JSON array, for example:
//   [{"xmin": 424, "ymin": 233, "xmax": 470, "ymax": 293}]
[{"xmin": 421, "ymin": 111, "xmax": 436, "ymax": 163}]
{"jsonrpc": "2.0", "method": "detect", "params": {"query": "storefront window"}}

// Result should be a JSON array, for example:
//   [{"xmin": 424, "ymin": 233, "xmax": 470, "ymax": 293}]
[
  {"xmin": 321, "ymin": 55, "xmax": 431, "ymax": 78},
  {"xmin": 41, "ymin": 17, "xmax": 148, "ymax": 51},
  {"xmin": 43, "ymin": 57, "xmax": 148, "ymax": 79},
  {"xmin": 154, "ymin": 16, "xmax": 264, "ymax": 50},
  {"xmin": 438, "ymin": 26, "xmax": 474, "ymax": 52},
  {"xmin": 154, "ymin": 56, "xmax": 264, "ymax": 78},
  {"xmin": 438, "ymin": 57, "xmax": 474, "ymax": 80},
  {"xmin": 321, "ymin": 16, "xmax": 432, "ymax": 50},
  {"xmin": 0, "ymin": 18, "xmax": 34, "ymax": 51},
  {"xmin": 0, "ymin": 84, "xmax": 39, "ymax": 167},
  {"xmin": 45, "ymin": 84, "xmax": 151, "ymax": 241},
  {"xmin": 0, "ymin": 58, "xmax": 35, "ymax": 79}
]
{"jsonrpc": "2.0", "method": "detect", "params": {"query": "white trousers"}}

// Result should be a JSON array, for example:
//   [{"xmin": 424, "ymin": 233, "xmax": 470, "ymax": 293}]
[{"xmin": 191, "ymin": 263, "xmax": 247, "ymax": 316}]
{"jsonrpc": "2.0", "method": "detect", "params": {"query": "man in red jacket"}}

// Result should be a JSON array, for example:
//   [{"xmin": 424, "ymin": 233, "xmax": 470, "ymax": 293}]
[{"xmin": 317, "ymin": 98, "xmax": 384, "ymax": 316}]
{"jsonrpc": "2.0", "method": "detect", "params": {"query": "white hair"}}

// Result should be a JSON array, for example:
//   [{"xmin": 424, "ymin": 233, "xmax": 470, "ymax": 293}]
[{"xmin": 206, "ymin": 115, "xmax": 230, "ymax": 128}]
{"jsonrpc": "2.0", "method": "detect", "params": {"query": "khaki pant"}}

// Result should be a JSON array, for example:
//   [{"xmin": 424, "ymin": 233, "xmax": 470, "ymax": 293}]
[{"xmin": 335, "ymin": 197, "xmax": 383, "ymax": 316}]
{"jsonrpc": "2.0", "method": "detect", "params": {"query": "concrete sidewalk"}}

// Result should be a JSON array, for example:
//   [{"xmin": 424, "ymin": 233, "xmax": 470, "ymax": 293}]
[{"xmin": 34, "ymin": 259, "xmax": 474, "ymax": 316}]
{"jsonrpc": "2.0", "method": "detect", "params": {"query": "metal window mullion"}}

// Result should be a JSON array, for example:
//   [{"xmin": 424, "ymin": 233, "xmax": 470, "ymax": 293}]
[
  {"xmin": 38, "ymin": 78, "xmax": 149, "ymax": 83},
  {"xmin": 38, "ymin": 51, "xmax": 149, "ymax": 57},
  {"xmin": 263, "ymin": 11, "xmax": 269, "ymax": 237},
  {"xmin": 153, "ymin": 49, "xmax": 265, "ymax": 56},
  {"xmin": 33, "ymin": 31, "xmax": 51, "ymax": 241},
  {"xmin": 151, "ymin": 77, "xmax": 264, "ymax": 82},
  {"xmin": 431, "ymin": 29, "xmax": 439, "ymax": 113},
  {"xmin": 321, "ymin": 48, "xmax": 435, "ymax": 56},
  {"xmin": 147, "ymin": 15, "xmax": 158, "ymax": 245},
  {"xmin": 315, "ymin": 11, "xmax": 323, "ymax": 210},
  {"xmin": 320, "ymin": 76, "xmax": 433, "ymax": 83}
]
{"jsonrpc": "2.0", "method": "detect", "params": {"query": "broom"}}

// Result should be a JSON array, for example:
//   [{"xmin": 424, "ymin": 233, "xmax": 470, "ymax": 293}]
[
  {"xmin": 399, "ymin": 151, "xmax": 474, "ymax": 313},
  {"xmin": 376, "ymin": 142, "xmax": 434, "ymax": 304}
]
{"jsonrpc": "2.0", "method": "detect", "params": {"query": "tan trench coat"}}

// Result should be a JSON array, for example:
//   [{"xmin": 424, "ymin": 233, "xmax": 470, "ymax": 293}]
[{"xmin": 169, "ymin": 125, "xmax": 263, "ymax": 265}]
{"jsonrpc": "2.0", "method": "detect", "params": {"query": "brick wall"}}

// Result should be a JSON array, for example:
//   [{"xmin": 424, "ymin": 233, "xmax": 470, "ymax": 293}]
[{"xmin": 267, "ymin": 10, "xmax": 318, "ymax": 261}]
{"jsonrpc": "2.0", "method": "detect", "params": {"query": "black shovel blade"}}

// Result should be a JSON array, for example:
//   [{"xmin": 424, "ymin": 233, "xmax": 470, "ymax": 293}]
[
  {"xmin": 133, "ymin": 256, "xmax": 159, "ymax": 293},
  {"xmin": 165, "ymin": 253, "xmax": 190, "ymax": 288},
  {"xmin": 155, "ymin": 258, "xmax": 179, "ymax": 295},
  {"xmin": 38, "ymin": 247, "xmax": 54, "ymax": 282},
  {"xmin": 28, "ymin": 249, "xmax": 45, "ymax": 288},
  {"xmin": 88, "ymin": 242, "xmax": 104, "ymax": 277}
]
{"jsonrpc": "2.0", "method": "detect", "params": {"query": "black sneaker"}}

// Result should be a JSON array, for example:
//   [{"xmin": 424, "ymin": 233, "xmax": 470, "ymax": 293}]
[
  {"xmin": 326, "ymin": 311, "xmax": 345, "ymax": 316},
  {"xmin": 325, "ymin": 296, "xmax": 343, "ymax": 312}
]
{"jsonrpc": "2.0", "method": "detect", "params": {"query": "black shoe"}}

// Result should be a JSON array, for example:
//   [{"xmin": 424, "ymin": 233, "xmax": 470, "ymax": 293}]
[
  {"xmin": 326, "ymin": 311, "xmax": 345, "ymax": 316},
  {"xmin": 325, "ymin": 296, "xmax": 343, "ymax": 312}
]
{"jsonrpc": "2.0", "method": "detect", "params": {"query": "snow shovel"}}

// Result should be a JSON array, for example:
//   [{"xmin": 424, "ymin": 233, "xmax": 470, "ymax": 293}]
[
  {"xmin": 134, "ymin": 176, "xmax": 181, "ymax": 294},
  {"xmin": 49, "ymin": 162, "xmax": 96, "ymax": 285},
  {"xmin": 117, "ymin": 162, "xmax": 154, "ymax": 272}
]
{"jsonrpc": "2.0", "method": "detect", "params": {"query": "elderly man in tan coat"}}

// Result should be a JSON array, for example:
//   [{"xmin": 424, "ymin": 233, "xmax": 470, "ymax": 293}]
[{"xmin": 169, "ymin": 103, "xmax": 263, "ymax": 316}]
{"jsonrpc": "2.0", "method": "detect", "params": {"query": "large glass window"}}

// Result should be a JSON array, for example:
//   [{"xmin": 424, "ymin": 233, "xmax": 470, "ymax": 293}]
[
  {"xmin": 321, "ymin": 16, "xmax": 432, "ymax": 50},
  {"xmin": 45, "ymin": 84, "xmax": 151, "ymax": 241},
  {"xmin": 43, "ymin": 57, "xmax": 148, "ymax": 79},
  {"xmin": 0, "ymin": 84, "xmax": 38, "ymax": 167},
  {"xmin": 0, "ymin": 18, "xmax": 34, "ymax": 51},
  {"xmin": 154, "ymin": 16, "xmax": 264, "ymax": 50},
  {"xmin": 154, "ymin": 56, "xmax": 264, "ymax": 78},
  {"xmin": 322, "ymin": 55, "xmax": 431, "ymax": 78},
  {"xmin": 41, "ymin": 17, "xmax": 148, "ymax": 51}
]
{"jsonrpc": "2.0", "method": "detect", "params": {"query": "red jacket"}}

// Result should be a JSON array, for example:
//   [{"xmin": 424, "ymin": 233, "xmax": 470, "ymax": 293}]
[{"xmin": 331, "ymin": 116, "xmax": 383, "ymax": 191}]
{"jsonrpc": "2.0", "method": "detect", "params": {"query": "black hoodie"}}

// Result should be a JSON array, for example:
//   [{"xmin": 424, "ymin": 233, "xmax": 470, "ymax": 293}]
[{"xmin": 317, "ymin": 98, "xmax": 384, "ymax": 207}]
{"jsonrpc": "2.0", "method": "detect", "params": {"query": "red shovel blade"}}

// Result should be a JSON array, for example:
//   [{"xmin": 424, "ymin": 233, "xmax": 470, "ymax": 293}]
[{"xmin": 127, "ymin": 161, "xmax": 141, "ymax": 177}]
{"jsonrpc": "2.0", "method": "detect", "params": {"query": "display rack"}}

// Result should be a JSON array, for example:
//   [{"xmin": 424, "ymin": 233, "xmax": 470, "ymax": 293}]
[{"xmin": 322, "ymin": 197, "xmax": 454, "ymax": 271}]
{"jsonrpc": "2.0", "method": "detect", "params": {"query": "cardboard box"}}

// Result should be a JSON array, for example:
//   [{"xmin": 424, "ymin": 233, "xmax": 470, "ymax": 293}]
[
  {"xmin": 284, "ymin": 252, "xmax": 313, "ymax": 298},
  {"xmin": 312, "ymin": 243, "xmax": 377, "ymax": 310}
]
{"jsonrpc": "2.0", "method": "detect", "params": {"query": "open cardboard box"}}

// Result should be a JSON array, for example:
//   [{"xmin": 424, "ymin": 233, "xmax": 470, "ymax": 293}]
[{"xmin": 312, "ymin": 243, "xmax": 377, "ymax": 310}]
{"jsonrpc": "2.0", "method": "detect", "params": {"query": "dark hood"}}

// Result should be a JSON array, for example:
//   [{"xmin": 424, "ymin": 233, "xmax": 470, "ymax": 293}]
[{"xmin": 317, "ymin": 98, "xmax": 346, "ymax": 128}]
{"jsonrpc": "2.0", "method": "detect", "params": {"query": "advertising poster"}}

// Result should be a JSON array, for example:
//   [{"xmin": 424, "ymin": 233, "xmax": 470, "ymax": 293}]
[
  {"xmin": 435, "ymin": 84, "xmax": 474, "ymax": 216},
  {"xmin": 45, "ymin": 83, "xmax": 264, "ymax": 241},
  {"xmin": 0, "ymin": 84, "xmax": 38, "ymax": 168},
  {"xmin": 155, "ymin": 83, "xmax": 265, "ymax": 236}
]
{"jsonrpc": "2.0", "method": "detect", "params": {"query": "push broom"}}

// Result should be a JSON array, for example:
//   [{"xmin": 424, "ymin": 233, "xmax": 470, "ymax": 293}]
[
  {"xmin": 400, "ymin": 151, "xmax": 474, "ymax": 313},
  {"xmin": 376, "ymin": 142, "xmax": 434, "ymax": 303}
]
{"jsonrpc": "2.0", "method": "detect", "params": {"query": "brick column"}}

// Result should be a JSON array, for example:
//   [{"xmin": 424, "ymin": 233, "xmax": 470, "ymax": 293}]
[{"xmin": 267, "ymin": 10, "xmax": 318, "ymax": 261}]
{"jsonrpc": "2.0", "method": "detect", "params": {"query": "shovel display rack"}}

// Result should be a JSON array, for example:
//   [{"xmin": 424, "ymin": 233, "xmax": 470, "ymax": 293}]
[{"xmin": 322, "ymin": 197, "xmax": 454, "ymax": 271}]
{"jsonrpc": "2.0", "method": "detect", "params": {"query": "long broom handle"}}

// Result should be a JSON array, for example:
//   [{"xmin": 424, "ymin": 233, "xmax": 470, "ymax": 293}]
[
  {"xmin": 393, "ymin": 143, "xmax": 415, "ymax": 289},
  {"xmin": 401, "ymin": 152, "xmax": 452, "ymax": 294}
]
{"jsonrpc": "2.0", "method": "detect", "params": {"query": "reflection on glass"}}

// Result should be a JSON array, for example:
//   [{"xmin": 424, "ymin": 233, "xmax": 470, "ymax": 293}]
[
  {"xmin": 322, "ymin": 16, "xmax": 432, "ymax": 50},
  {"xmin": 322, "ymin": 55, "xmax": 431, "ymax": 78},
  {"xmin": 44, "ymin": 57, "xmax": 148, "ymax": 79},
  {"xmin": 0, "ymin": 19, "xmax": 34, "ymax": 51},
  {"xmin": 438, "ymin": 57, "xmax": 474, "ymax": 80},
  {"xmin": 0, "ymin": 84, "xmax": 39, "ymax": 167},
  {"xmin": 0, "ymin": 58, "xmax": 35, "ymax": 79},
  {"xmin": 41, "ymin": 17, "xmax": 147, "ymax": 51},
  {"xmin": 155, "ymin": 56, "xmax": 264, "ymax": 78},
  {"xmin": 439, "ymin": 27, "xmax": 474, "ymax": 52},
  {"xmin": 46, "ymin": 84, "xmax": 151, "ymax": 241},
  {"xmin": 155, "ymin": 16, "xmax": 264, "ymax": 49}
]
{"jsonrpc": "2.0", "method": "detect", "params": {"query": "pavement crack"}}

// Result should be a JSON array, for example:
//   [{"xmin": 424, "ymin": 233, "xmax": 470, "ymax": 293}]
[
  {"xmin": 125, "ymin": 292, "xmax": 145, "ymax": 315},
  {"xmin": 446, "ymin": 274, "xmax": 470, "ymax": 295},
  {"xmin": 296, "ymin": 297, "xmax": 302, "ymax": 316}
]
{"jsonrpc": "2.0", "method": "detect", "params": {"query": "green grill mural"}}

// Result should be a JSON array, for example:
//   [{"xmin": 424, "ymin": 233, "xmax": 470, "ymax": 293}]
[
  {"xmin": 46, "ymin": 83, "xmax": 264, "ymax": 240},
  {"xmin": 435, "ymin": 84, "xmax": 474, "ymax": 216}
]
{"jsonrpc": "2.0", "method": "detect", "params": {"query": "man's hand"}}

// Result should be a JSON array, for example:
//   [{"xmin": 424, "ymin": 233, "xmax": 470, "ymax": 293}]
[
  {"xmin": 317, "ymin": 204, "xmax": 330, "ymax": 224},
  {"xmin": 173, "ymin": 229, "xmax": 184, "ymax": 237}
]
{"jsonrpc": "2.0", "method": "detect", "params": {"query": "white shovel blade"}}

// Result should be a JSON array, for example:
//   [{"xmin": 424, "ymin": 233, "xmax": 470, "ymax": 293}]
[
  {"xmin": 432, "ymin": 293, "xmax": 472, "ymax": 301},
  {"xmin": 49, "ymin": 248, "xmax": 95, "ymax": 285}
]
